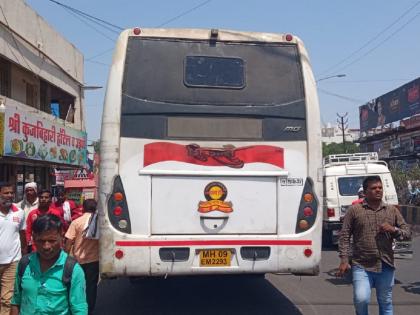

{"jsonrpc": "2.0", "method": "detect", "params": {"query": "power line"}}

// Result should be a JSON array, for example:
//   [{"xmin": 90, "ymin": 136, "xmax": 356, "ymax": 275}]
[
  {"xmin": 318, "ymin": 88, "xmax": 365, "ymax": 103},
  {"xmin": 332, "ymin": 10, "xmax": 420, "ymax": 74},
  {"xmin": 46, "ymin": 0, "xmax": 123, "ymax": 32},
  {"xmin": 86, "ymin": 0, "xmax": 213, "ymax": 62},
  {"xmin": 319, "ymin": 1, "xmax": 420, "ymax": 76},
  {"xmin": 85, "ymin": 59, "xmax": 109, "ymax": 67},
  {"xmin": 319, "ymin": 78, "xmax": 412, "ymax": 84},
  {"xmin": 157, "ymin": 0, "xmax": 213, "ymax": 27},
  {"xmin": 63, "ymin": 7, "xmax": 116, "ymax": 42},
  {"xmin": 86, "ymin": 48, "xmax": 114, "ymax": 61}
]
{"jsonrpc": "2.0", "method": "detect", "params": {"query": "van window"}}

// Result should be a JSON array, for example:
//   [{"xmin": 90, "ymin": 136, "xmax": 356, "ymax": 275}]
[{"xmin": 338, "ymin": 176, "xmax": 366, "ymax": 196}]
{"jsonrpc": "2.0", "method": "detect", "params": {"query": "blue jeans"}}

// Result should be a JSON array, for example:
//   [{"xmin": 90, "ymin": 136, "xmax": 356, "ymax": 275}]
[{"xmin": 352, "ymin": 263, "xmax": 395, "ymax": 315}]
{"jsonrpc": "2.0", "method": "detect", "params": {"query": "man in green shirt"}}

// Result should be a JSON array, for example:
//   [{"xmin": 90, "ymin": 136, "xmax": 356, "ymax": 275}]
[{"xmin": 11, "ymin": 214, "xmax": 87, "ymax": 315}]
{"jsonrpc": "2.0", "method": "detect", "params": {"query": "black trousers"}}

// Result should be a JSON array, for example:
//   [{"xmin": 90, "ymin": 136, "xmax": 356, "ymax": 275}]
[{"xmin": 81, "ymin": 261, "xmax": 99, "ymax": 314}]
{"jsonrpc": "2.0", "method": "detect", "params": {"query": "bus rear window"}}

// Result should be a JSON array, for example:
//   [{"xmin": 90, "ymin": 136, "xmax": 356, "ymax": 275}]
[
  {"xmin": 184, "ymin": 56, "xmax": 245, "ymax": 88},
  {"xmin": 338, "ymin": 177, "xmax": 366, "ymax": 196}
]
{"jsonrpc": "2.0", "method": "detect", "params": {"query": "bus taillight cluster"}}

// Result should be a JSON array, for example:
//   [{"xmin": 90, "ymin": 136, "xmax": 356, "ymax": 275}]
[
  {"xmin": 107, "ymin": 176, "xmax": 132, "ymax": 234},
  {"xmin": 295, "ymin": 179, "xmax": 318, "ymax": 234}
]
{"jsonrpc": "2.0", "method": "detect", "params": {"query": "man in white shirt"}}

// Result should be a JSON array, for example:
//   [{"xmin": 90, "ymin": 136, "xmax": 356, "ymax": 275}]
[
  {"xmin": 0, "ymin": 183, "xmax": 26, "ymax": 315},
  {"xmin": 16, "ymin": 182, "xmax": 39, "ymax": 219}
]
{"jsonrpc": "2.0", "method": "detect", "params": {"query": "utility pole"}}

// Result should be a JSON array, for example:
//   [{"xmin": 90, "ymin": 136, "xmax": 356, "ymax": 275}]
[{"xmin": 337, "ymin": 112, "xmax": 348, "ymax": 153}]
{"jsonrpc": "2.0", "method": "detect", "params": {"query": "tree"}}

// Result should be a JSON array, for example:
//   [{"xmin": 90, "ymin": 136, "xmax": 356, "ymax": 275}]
[
  {"xmin": 322, "ymin": 142, "xmax": 360, "ymax": 157},
  {"xmin": 391, "ymin": 164, "xmax": 420, "ymax": 206}
]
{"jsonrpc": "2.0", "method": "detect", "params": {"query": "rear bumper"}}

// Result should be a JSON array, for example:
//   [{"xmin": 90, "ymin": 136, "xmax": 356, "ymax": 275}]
[{"xmin": 100, "ymin": 237, "xmax": 321, "ymax": 278}]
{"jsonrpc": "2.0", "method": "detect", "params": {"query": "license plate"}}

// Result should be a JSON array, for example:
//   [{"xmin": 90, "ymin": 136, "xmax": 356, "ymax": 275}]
[{"xmin": 199, "ymin": 249, "xmax": 231, "ymax": 267}]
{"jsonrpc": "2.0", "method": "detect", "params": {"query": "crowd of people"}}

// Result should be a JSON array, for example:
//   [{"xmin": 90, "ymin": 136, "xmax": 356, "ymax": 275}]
[{"xmin": 0, "ymin": 182, "xmax": 99, "ymax": 315}]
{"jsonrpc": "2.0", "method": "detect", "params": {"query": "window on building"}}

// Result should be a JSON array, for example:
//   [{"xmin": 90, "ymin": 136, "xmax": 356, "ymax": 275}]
[
  {"xmin": 0, "ymin": 57, "xmax": 11, "ymax": 97},
  {"xmin": 39, "ymin": 79, "xmax": 76, "ymax": 122},
  {"xmin": 26, "ymin": 82, "xmax": 35, "ymax": 107}
]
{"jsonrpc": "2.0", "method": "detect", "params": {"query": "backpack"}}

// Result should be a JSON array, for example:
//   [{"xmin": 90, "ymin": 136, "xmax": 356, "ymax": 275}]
[
  {"xmin": 83, "ymin": 212, "xmax": 99, "ymax": 239},
  {"xmin": 18, "ymin": 253, "xmax": 77, "ymax": 296}
]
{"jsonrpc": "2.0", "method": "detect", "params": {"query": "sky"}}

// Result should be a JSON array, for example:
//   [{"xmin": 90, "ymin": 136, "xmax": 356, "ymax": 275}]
[{"xmin": 25, "ymin": 0, "xmax": 420, "ymax": 141}]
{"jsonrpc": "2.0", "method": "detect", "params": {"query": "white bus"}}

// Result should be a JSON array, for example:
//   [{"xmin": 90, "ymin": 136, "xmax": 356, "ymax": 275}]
[{"xmin": 99, "ymin": 28, "xmax": 322, "ymax": 278}]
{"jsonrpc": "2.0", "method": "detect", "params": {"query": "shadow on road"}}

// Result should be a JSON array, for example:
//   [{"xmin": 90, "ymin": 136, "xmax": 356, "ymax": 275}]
[
  {"xmin": 402, "ymin": 282, "xmax": 420, "ymax": 295},
  {"xmin": 323, "ymin": 268, "xmax": 352, "ymax": 286},
  {"xmin": 95, "ymin": 275, "xmax": 303, "ymax": 315}
]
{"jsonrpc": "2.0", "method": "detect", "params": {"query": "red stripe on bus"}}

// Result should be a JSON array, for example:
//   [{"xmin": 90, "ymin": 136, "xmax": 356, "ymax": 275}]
[
  {"xmin": 143, "ymin": 142, "xmax": 284, "ymax": 168},
  {"xmin": 115, "ymin": 240, "xmax": 312, "ymax": 246}
]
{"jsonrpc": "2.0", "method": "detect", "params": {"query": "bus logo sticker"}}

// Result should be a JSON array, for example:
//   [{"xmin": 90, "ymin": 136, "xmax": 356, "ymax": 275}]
[{"xmin": 198, "ymin": 182, "xmax": 233, "ymax": 213}]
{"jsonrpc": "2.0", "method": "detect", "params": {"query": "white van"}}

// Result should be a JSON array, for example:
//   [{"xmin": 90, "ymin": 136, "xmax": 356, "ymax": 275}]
[{"xmin": 322, "ymin": 152, "xmax": 398, "ymax": 245}]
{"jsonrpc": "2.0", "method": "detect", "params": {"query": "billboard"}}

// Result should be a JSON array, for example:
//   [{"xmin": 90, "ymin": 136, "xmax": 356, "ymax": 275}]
[
  {"xmin": 359, "ymin": 77, "xmax": 420, "ymax": 132},
  {"xmin": 3, "ymin": 106, "xmax": 87, "ymax": 166}
]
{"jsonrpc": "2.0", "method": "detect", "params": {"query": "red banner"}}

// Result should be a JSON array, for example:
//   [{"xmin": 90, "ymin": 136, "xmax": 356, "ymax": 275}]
[{"xmin": 143, "ymin": 142, "xmax": 284, "ymax": 169}]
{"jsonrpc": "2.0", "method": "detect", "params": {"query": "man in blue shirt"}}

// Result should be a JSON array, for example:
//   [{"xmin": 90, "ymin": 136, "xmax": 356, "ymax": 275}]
[{"xmin": 11, "ymin": 214, "xmax": 87, "ymax": 315}]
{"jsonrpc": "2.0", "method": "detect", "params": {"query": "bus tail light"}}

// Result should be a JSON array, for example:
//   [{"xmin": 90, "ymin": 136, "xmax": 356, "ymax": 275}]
[
  {"xmin": 304, "ymin": 248, "xmax": 312, "ymax": 257},
  {"xmin": 295, "ymin": 178, "xmax": 318, "ymax": 233},
  {"xmin": 115, "ymin": 249, "xmax": 124, "ymax": 259},
  {"xmin": 113, "ymin": 206, "xmax": 123, "ymax": 216},
  {"xmin": 114, "ymin": 192, "xmax": 124, "ymax": 202},
  {"xmin": 108, "ymin": 176, "xmax": 132, "ymax": 233},
  {"xmin": 303, "ymin": 207, "xmax": 313, "ymax": 217},
  {"xmin": 285, "ymin": 34, "xmax": 293, "ymax": 42},
  {"xmin": 299, "ymin": 219, "xmax": 309, "ymax": 230},
  {"xmin": 327, "ymin": 208, "xmax": 335, "ymax": 217},
  {"xmin": 303, "ymin": 193, "xmax": 313, "ymax": 203},
  {"xmin": 133, "ymin": 27, "xmax": 141, "ymax": 35}
]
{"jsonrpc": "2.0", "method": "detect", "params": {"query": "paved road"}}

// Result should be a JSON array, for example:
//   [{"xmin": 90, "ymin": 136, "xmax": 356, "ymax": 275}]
[{"xmin": 95, "ymin": 236, "xmax": 420, "ymax": 315}]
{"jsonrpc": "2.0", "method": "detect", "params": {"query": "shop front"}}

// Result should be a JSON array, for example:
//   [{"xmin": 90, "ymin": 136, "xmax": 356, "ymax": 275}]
[{"xmin": 0, "ymin": 102, "xmax": 87, "ymax": 202}]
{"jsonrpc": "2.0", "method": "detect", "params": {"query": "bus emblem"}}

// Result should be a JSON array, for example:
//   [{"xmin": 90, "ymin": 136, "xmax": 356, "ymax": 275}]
[{"xmin": 198, "ymin": 182, "xmax": 233, "ymax": 213}]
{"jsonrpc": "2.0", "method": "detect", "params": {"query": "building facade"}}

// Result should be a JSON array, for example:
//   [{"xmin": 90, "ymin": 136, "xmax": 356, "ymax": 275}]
[
  {"xmin": 0, "ymin": 0, "xmax": 87, "ymax": 201},
  {"xmin": 358, "ymin": 77, "xmax": 420, "ymax": 168}
]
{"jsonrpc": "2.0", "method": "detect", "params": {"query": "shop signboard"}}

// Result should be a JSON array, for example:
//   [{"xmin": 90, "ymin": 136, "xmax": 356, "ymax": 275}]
[
  {"xmin": 359, "ymin": 77, "xmax": 420, "ymax": 132},
  {"xmin": 3, "ymin": 106, "xmax": 87, "ymax": 166}
]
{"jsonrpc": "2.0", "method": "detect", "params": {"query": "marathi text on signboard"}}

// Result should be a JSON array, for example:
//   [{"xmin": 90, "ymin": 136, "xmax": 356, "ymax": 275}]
[
  {"xmin": 3, "ymin": 107, "xmax": 87, "ymax": 166},
  {"xmin": 359, "ymin": 77, "xmax": 420, "ymax": 132}
]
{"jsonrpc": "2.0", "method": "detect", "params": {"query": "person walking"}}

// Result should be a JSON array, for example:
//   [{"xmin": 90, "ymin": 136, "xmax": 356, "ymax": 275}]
[
  {"xmin": 26, "ymin": 189, "xmax": 64, "ymax": 252},
  {"xmin": 11, "ymin": 214, "xmax": 87, "ymax": 315},
  {"xmin": 65, "ymin": 199, "xmax": 99, "ymax": 315},
  {"xmin": 16, "ymin": 182, "xmax": 39, "ymax": 219},
  {"xmin": 0, "ymin": 183, "xmax": 26, "ymax": 315},
  {"xmin": 337, "ymin": 175, "xmax": 411, "ymax": 315},
  {"xmin": 53, "ymin": 189, "xmax": 78, "ymax": 231}
]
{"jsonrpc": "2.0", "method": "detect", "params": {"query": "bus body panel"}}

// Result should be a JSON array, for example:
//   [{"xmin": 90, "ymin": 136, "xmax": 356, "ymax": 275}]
[{"xmin": 117, "ymin": 138, "xmax": 308, "ymax": 236}]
